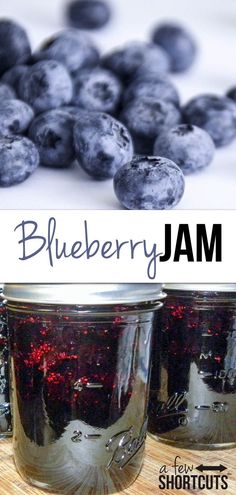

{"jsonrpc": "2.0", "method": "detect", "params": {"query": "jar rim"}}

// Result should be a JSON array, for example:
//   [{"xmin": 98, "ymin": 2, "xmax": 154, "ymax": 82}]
[{"xmin": 3, "ymin": 284, "xmax": 165, "ymax": 305}]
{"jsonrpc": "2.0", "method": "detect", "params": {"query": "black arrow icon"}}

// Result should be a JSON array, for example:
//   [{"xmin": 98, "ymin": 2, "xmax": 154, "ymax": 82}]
[{"xmin": 196, "ymin": 464, "xmax": 227, "ymax": 473}]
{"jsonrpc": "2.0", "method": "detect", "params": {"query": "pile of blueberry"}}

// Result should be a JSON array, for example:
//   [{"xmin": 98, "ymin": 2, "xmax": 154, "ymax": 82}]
[{"xmin": 0, "ymin": 13, "xmax": 236, "ymax": 209}]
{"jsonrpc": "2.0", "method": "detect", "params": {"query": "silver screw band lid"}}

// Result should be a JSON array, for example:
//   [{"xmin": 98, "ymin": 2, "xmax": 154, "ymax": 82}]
[
  {"xmin": 164, "ymin": 284, "xmax": 236, "ymax": 293},
  {"xmin": 3, "ymin": 284, "xmax": 165, "ymax": 305}
]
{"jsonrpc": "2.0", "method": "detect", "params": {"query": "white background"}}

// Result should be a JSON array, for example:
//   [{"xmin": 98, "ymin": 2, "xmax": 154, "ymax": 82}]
[{"xmin": 1, "ymin": 0, "xmax": 236, "ymax": 209}]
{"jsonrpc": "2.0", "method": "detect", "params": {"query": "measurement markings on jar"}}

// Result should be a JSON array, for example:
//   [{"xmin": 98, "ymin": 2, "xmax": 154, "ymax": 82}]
[
  {"xmin": 158, "ymin": 455, "xmax": 229, "ymax": 491},
  {"xmin": 84, "ymin": 434, "xmax": 102, "ymax": 440},
  {"xmin": 73, "ymin": 380, "xmax": 103, "ymax": 391},
  {"xmin": 195, "ymin": 402, "xmax": 229, "ymax": 413},
  {"xmin": 71, "ymin": 431, "xmax": 102, "ymax": 442},
  {"xmin": 199, "ymin": 371, "xmax": 214, "ymax": 377}
]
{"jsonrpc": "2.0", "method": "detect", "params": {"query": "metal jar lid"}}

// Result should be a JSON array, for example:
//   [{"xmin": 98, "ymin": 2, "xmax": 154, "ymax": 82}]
[
  {"xmin": 3, "ymin": 284, "xmax": 165, "ymax": 305},
  {"xmin": 164, "ymin": 284, "xmax": 236, "ymax": 293}
]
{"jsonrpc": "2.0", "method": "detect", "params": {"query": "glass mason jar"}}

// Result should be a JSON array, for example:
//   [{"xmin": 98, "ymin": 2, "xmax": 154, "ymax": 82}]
[
  {"xmin": 4, "ymin": 284, "xmax": 164, "ymax": 494},
  {"xmin": 0, "ymin": 288, "xmax": 12, "ymax": 437},
  {"xmin": 148, "ymin": 284, "xmax": 236, "ymax": 450}
]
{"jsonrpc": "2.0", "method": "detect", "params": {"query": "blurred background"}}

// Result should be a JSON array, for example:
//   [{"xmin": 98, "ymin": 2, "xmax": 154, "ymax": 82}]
[{"xmin": 0, "ymin": 0, "xmax": 236, "ymax": 208}]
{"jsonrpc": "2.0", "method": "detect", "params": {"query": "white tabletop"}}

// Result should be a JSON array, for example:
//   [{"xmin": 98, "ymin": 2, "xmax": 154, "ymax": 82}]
[{"xmin": 1, "ymin": 0, "xmax": 236, "ymax": 209}]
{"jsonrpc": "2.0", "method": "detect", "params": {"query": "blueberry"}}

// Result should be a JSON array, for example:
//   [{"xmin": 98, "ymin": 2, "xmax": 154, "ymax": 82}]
[
  {"xmin": 28, "ymin": 109, "xmax": 76, "ymax": 168},
  {"xmin": 74, "ymin": 112, "xmax": 133, "ymax": 179},
  {"xmin": 35, "ymin": 29, "xmax": 99, "ymax": 75},
  {"xmin": 114, "ymin": 156, "xmax": 185, "ymax": 210},
  {"xmin": 18, "ymin": 60, "xmax": 73, "ymax": 113},
  {"xmin": 226, "ymin": 87, "xmax": 236, "ymax": 103},
  {"xmin": 130, "ymin": 58, "xmax": 170, "ymax": 82},
  {"xmin": 60, "ymin": 105, "xmax": 89, "ymax": 120},
  {"xmin": 154, "ymin": 124, "xmax": 215, "ymax": 174},
  {"xmin": 0, "ymin": 136, "xmax": 39, "ymax": 186},
  {"xmin": 123, "ymin": 75, "xmax": 180, "ymax": 107},
  {"xmin": 0, "ymin": 82, "xmax": 16, "ymax": 101},
  {"xmin": 152, "ymin": 22, "xmax": 197, "ymax": 73},
  {"xmin": 183, "ymin": 94, "xmax": 236, "ymax": 147},
  {"xmin": 102, "ymin": 41, "xmax": 170, "ymax": 83},
  {"xmin": 0, "ymin": 19, "xmax": 31, "ymax": 75},
  {"xmin": 0, "ymin": 99, "xmax": 34, "ymax": 137},
  {"xmin": 67, "ymin": 0, "xmax": 111, "ymax": 29},
  {"xmin": 1, "ymin": 65, "xmax": 28, "ymax": 94},
  {"xmin": 73, "ymin": 68, "xmax": 122, "ymax": 114},
  {"xmin": 120, "ymin": 98, "xmax": 182, "ymax": 154}
]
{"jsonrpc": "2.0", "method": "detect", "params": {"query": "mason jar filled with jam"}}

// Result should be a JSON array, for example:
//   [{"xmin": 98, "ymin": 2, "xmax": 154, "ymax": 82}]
[
  {"xmin": 148, "ymin": 284, "xmax": 236, "ymax": 450},
  {"xmin": 4, "ymin": 284, "xmax": 165, "ymax": 494}
]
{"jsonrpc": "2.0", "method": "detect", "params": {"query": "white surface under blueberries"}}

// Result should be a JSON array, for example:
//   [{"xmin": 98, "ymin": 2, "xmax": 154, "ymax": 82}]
[{"xmin": 1, "ymin": 0, "xmax": 236, "ymax": 209}]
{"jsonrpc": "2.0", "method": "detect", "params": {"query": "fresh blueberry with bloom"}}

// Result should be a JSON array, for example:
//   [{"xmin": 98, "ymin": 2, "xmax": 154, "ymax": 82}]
[
  {"xmin": 131, "ymin": 58, "xmax": 170, "ymax": 82},
  {"xmin": 113, "ymin": 155, "xmax": 185, "ymax": 210},
  {"xmin": 29, "ymin": 109, "xmax": 76, "ymax": 168},
  {"xmin": 67, "ymin": 0, "xmax": 111, "ymax": 29},
  {"xmin": 120, "ymin": 97, "xmax": 182, "ymax": 154},
  {"xmin": 1, "ymin": 65, "xmax": 28, "ymax": 95},
  {"xmin": 0, "ymin": 99, "xmax": 34, "ymax": 137},
  {"xmin": 154, "ymin": 124, "xmax": 215, "ymax": 174},
  {"xmin": 34, "ymin": 29, "xmax": 99, "ymax": 75},
  {"xmin": 60, "ymin": 106, "xmax": 89, "ymax": 120},
  {"xmin": 183, "ymin": 94, "xmax": 236, "ymax": 147},
  {"xmin": 0, "ymin": 82, "xmax": 16, "ymax": 101},
  {"xmin": 152, "ymin": 22, "xmax": 197, "ymax": 73},
  {"xmin": 123, "ymin": 75, "xmax": 180, "ymax": 107},
  {"xmin": 0, "ymin": 19, "xmax": 31, "ymax": 75},
  {"xmin": 74, "ymin": 112, "xmax": 133, "ymax": 179},
  {"xmin": 102, "ymin": 41, "xmax": 170, "ymax": 82},
  {"xmin": 18, "ymin": 60, "xmax": 73, "ymax": 114},
  {"xmin": 226, "ymin": 87, "xmax": 236, "ymax": 103},
  {"xmin": 73, "ymin": 68, "xmax": 122, "ymax": 114},
  {"xmin": 0, "ymin": 136, "xmax": 39, "ymax": 186}
]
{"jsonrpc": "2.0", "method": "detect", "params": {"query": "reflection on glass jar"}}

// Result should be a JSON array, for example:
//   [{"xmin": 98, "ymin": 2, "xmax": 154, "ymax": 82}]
[
  {"xmin": 4, "ymin": 284, "xmax": 164, "ymax": 495},
  {"xmin": 148, "ymin": 284, "xmax": 236, "ymax": 450},
  {"xmin": 0, "ymin": 289, "xmax": 12, "ymax": 437}
]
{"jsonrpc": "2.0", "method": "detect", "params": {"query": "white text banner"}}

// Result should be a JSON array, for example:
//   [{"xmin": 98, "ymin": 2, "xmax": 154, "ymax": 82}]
[{"xmin": 0, "ymin": 210, "xmax": 233, "ymax": 282}]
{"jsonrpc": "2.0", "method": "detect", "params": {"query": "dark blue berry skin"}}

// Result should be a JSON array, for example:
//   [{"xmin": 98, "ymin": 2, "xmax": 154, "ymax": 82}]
[
  {"xmin": 120, "ymin": 98, "xmax": 182, "ymax": 154},
  {"xmin": 114, "ymin": 156, "xmax": 185, "ymax": 210},
  {"xmin": 131, "ymin": 61, "xmax": 170, "ymax": 83},
  {"xmin": 73, "ymin": 68, "xmax": 122, "ymax": 114},
  {"xmin": 226, "ymin": 87, "xmax": 236, "ymax": 103},
  {"xmin": 35, "ymin": 29, "xmax": 99, "ymax": 75},
  {"xmin": 28, "ymin": 109, "xmax": 76, "ymax": 168},
  {"xmin": 18, "ymin": 60, "xmax": 73, "ymax": 114},
  {"xmin": 0, "ymin": 82, "xmax": 16, "ymax": 101},
  {"xmin": 102, "ymin": 42, "xmax": 170, "ymax": 83},
  {"xmin": 154, "ymin": 124, "xmax": 215, "ymax": 175},
  {"xmin": 60, "ymin": 105, "xmax": 89, "ymax": 120},
  {"xmin": 0, "ymin": 20, "xmax": 31, "ymax": 75},
  {"xmin": 0, "ymin": 99, "xmax": 34, "ymax": 137},
  {"xmin": 74, "ymin": 112, "xmax": 134, "ymax": 179},
  {"xmin": 123, "ymin": 75, "xmax": 180, "ymax": 107},
  {"xmin": 0, "ymin": 136, "xmax": 39, "ymax": 186},
  {"xmin": 152, "ymin": 23, "xmax": 197, "ymax": 73},
  {"xmin": 183, "ymin": 94, "xmax": 236, "ymax": 147},
  {"xmin": 67, "ymin": 0, "xmax": 111, "ymax": 29},
  {"xmin": 1, "ymin": 65, "xmax": 28, "ymax": 95}
]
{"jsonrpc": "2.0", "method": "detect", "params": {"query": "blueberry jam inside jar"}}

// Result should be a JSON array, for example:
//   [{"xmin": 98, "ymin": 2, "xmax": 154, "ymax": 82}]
[
  {"xmin": 148, "ymin": 284, "xmax": 236, "ymax": 450},
  {"xmin": 4, "ymin": 284, "xmax": 164, "ymax": 494}
]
